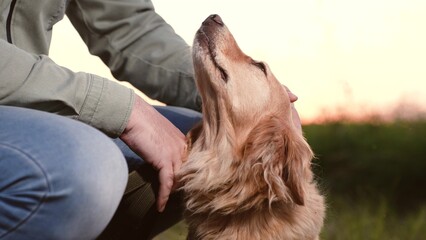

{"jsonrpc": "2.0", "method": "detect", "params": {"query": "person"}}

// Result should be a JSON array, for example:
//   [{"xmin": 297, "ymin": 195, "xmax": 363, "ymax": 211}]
[
  {"xmin": 0, "ymin": 1, "xmax": 303, "ymax": 239},
  {"xmin": 0, "ymin": 0, "xmax": 202, "ymax": 239}
]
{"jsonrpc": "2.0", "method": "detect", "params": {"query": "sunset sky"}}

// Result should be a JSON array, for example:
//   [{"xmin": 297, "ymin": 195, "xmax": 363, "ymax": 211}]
[{"xmin": 50, "ymin": 0, "xmax": 426, "ymax": 122}]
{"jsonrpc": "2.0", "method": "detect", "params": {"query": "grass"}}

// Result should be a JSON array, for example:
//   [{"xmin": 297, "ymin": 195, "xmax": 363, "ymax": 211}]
[
  {"xmin": 154, "ymin": 198, "xmax": 426, "ymax": 240},
  {"xmin": 305, "ymin": 121, "xmax": 426, "ymax": 208},
  {"xmin": 154, "ymin": 120, "xmax": 426, "ymax": 239},
  {"xmin": 322, "ymin": 197, "xmax": 426, "ymax": 240},
  {"xmin": 308, "ymin": 120, "xmax": 426, "ymax": 239}
]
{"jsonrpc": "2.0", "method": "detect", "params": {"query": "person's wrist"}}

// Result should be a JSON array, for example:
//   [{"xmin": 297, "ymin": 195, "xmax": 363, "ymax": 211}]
[
  {"xmin": 121, "ymin": 98, "xmax": 137, "ymax": 139},
  {"xmin": 120, "ymin": 96, "xmax": 148, "ymax": 141}
]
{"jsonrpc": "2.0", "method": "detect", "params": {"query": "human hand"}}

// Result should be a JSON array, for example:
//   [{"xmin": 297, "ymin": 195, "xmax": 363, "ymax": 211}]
[
  {"xmin": 282, "ymin": 85, "xmax": 302, "ymax": 133},
  {"xmin": 120, "ymin": 96, "xmax": 187, "ymax": 212},
  {"xmin": 290, "ymin": 103, "xmax": 302, "ymax": 134}
]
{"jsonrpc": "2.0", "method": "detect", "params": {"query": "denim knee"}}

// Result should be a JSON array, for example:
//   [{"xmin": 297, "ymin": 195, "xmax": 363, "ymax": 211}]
[
  {"xmin": 0, "ymin": 106, "xmax": 128, "ymax": 240},
  {"xmin": 0, "ymin": 143, "xmax": 51, "ymax": 239}
]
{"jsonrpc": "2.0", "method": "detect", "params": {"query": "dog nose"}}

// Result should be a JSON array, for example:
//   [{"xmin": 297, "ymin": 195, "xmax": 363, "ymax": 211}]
[{"xmin": 209, "ymin": 14, "xmax": 224, "ymax": 26}]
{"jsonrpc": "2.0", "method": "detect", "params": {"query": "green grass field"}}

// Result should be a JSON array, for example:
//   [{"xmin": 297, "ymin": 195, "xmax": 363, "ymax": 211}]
[{"xmin": 155, "ymin": 120, "xmax": 426, "ymax": 239}]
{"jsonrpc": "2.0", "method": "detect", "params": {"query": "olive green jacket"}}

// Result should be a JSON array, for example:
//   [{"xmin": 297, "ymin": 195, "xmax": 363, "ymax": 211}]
[{"xmin": 0, "ymin": 0, "xmax": 200, "ymax": 137}]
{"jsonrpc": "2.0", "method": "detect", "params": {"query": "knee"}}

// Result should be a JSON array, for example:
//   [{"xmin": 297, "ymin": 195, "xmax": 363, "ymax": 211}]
[
  {"xmin": 35, "ymin": 118, "xmax": 129, "ymax": 239},
  {"xmin": 0, "ymin": 107, "xmax": 128, "ymax": 239},
  {"xmin": 50, "ymin": 122, "xmax": 129, "ymax": 210},
  {"xmin": 54, "ymin": 131, "xmax": 128, "ymax": 239},
  {"xmin": 0, "ymin": 144, "xmax": 51, "ymax": 239},
  {"xmin": 0, "ymin": 139, "xmax": 128, "ymax": 240}
]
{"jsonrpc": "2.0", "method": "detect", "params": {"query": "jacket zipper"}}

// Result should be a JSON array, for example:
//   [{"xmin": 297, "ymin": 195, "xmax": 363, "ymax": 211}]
[{"xmin": 6, "ymin": 0, "xmax": 18, "ymax": 43}]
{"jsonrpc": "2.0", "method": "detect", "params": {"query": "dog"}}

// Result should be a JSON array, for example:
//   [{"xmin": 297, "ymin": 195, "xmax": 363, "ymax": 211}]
[{"xmin": 178, "ymin": 14, "xmax": 325, "ymax": 240}]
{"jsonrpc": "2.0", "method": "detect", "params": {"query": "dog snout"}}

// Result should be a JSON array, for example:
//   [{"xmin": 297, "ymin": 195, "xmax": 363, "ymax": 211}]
[
  {"xmin": 211, "ymin": 14, "xmax": 224, "ymax": 25},
  {"xmin": 203, "ymin": 14, "xmax": 224, "ymax": 26}
]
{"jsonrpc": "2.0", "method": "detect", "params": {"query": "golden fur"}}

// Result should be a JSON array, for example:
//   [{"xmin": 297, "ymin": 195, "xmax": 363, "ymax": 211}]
[{"xmin": 178, "ymin": 15, "xmax": 325, "ymax": 240}]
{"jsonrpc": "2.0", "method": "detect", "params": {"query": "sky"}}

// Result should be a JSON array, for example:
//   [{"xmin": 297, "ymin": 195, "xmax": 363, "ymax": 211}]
[{"xmin": 50, "ymin": 0, "xmax": 426, "ymax": 122}]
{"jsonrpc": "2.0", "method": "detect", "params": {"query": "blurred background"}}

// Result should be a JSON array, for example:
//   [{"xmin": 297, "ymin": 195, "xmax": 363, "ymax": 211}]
[{"xmin": 50, "ymin": 0, "xmax": 426, "ymax": 239}]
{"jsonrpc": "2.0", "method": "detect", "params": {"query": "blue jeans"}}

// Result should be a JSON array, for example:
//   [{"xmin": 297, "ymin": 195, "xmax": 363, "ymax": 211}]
[{"xmin": 0, "ymin": 105, "xmax": 201, "ymax": 240}]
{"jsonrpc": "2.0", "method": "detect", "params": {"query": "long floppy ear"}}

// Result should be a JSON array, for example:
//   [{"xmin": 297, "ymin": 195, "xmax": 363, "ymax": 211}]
[
  {"xmin": 281, "ymin": 128, "xmax": 313, "ymax": 206},
  {"xmin": 186, "ymin": 122, "xmax": 203, "ymax": 149},
  {"xmin": 243, "ymin": 116, "xmax": 312, "ymax": 206},
  {"xmin": 181, "ymin": 121, "xmax": 203, "ymax": 164}
]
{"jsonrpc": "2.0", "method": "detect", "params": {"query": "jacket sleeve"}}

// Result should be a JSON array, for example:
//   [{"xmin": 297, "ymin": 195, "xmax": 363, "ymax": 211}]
[
  {"xmin": 66, "ymin": 0, "xmax": 201, "ymax": 111},
  {"xmin": 0, "ymin": 39, "xmax": 135, "ymax": 137}
]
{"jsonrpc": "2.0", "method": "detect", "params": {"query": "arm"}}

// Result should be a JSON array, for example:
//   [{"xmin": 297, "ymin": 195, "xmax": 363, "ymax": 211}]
[
  {"xmin": 1, "ymin": 39, "xmax": 186, "ymax": 211},
  {"xmin": 0, "ymin": 39, "xmax": 134, "ymax": 137},
  {"xmin": 66, "ymin": 0, "xmax": 201, "ymax": 111}
]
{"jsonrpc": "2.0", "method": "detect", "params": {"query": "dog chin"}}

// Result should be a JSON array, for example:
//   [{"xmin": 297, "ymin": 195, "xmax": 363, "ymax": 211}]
[{"xmin": 192, "ymin": 45, "xmax": 224, "ymax": 89}]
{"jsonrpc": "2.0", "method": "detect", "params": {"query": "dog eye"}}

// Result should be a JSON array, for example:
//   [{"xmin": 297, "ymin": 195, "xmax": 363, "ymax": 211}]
[
  {"xmin": 218, "ymin": 66, "xmax": 229, "ymax": 82},
  {"xmin": 253, "ymin": 61, "xmax": 267, "ymax": 76}
]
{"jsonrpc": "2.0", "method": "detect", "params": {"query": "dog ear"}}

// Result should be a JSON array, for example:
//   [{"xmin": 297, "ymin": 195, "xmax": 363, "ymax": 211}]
[
  {"xmin": 243, "ymin": 116, "xmax": 312, "ymax": 206},
  {"xmin": 182, "ymin": 122, "xmax": 203, "ymax": 164},
  {"xmin": 281, "ymin": 130, "xmax": 313, "ymax": 206},
  {"xmin": 187, "ymin": 122, "xmax": 203, "ymax": 147}
]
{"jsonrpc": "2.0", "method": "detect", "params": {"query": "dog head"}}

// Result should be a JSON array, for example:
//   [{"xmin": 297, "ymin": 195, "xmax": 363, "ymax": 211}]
[
  {"xmin": 189, "ymin": 15, "xmax": 313, "ymax": 210},
  {"xmin": 193, "ymin": 15, "xmax": 293, "ymax": 132}
]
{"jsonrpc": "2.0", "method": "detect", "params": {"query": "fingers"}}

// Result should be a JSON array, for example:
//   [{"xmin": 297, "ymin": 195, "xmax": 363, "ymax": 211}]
[
  {"xmin": 156, "ymin": 140, "xmax": 187, "ymax": 212},
  {"xmin": 120, "ymin": 97, "xmax": 189, "ymax": 212},
  {"xmin": 157, "ymin": 166, "xmax": 174, "ymax": 212},
  {"xmin": 281, "ymin": 84, "xmax": 298, "ymax": 103},
  {"xmin": 291, "ymin": 103, "xmax": 302, "ymax": 134},
  {"xmin": 288, "ymin": 91, "xmax": 298, "ymax": 103}
]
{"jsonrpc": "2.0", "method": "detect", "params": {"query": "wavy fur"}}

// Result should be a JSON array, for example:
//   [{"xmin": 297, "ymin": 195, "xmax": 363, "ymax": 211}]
[{"xmin": 178, "ymin": 15, "xmax": 325, "ymax": 240}]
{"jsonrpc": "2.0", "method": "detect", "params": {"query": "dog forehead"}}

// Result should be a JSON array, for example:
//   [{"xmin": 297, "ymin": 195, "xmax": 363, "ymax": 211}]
[
  {"xmin": 226, "ymin": 68, "xmax": 271, "ymax": 112},
  {"xmin": 228, "ymin": 60, "xmax": 271, "ymax": 90}
]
